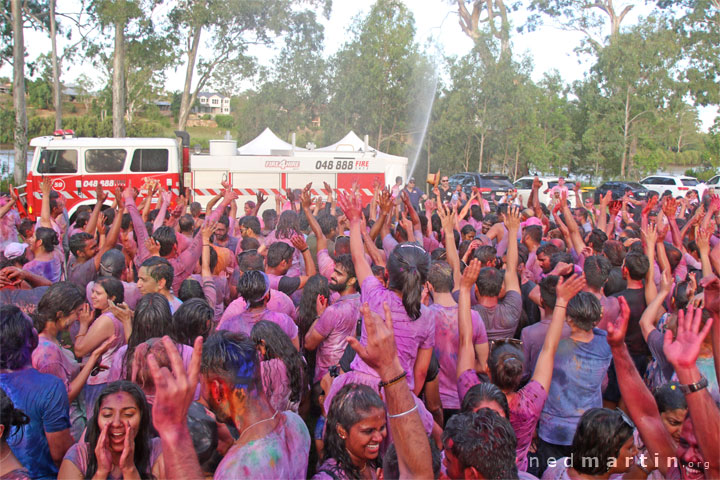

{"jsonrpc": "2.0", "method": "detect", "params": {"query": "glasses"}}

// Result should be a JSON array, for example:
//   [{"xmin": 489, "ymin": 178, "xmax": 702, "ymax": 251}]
[
  {"xmin": 616, "ymin": 408, "xmax": 635, "ymax": 430},
  {"xmin": 441, "ymin": 179, "xmax": 449, "ymax": 182}
]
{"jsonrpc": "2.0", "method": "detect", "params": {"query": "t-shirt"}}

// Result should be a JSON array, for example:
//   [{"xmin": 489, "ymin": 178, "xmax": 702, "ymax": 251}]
[
  {"xmin": 31, "ymin": 338, "xmax": 80, "ymax": 391},
  {"xmin": 66, "ymin": 256, "xmax": 97, "ymax": 291},
  {"xmin": 63, "ymin": 438, "xmax": 162, "ymax": 479},
  {"xmin": 313, "ymin": 293, "xmax": 361, "ymax": 382},
  {"xmin": 539, "ymin": 329, "xmax": 612, "ymax": 446},
  {"xmin": 313, "ymin": 458, "xmax": 379, "ymax": 480},
  {"xmin": 428, "ymin": 303, "xmax": 487, "ymax": 410},
  {"xmin": 472, "ymin": 290, "xmax": 523, "ymax": 340},
  {"xmin": 214, "ymin": 411, "xmax": 310, "ymax": 480},
  {"xmin": 0, "ymin": 369, "xmax": 71, "ymax": 480},
  {"xmin": 350, "ymin": 276, "xmax": 435, "ymax": 392},
  {"xmin": 520, "ymin": 318, "xmax": 572, "ymax": 376},
  {"xmin": 220, "ymin": 289, "xmax": 296, "ymax": 324},
  {"xmin": 217, "ymin": 308, "xmax": 298, "ymax": 341},
  {"xmin": 511, "ymin": 380, "xmax": 548, "ymax": 471},
  {"xmin": 85, "ymin": 313, "xmax": 126, "ymax": 386},
  {"xmin": 214, "ymin": 235, "xmax": 239, "ymax": 255},
  {"xmin": 23, "ymin": 257, "xmax": 62, "ymax": 283},
  {"xmin": 612, "ymin": 288, "xmax": 649, "ymax": 356}
]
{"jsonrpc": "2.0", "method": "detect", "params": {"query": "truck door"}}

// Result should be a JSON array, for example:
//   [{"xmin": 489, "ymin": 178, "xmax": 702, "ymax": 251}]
[
  {"xmin": 82, "ymin": 148, "xmax": 128, "ymax": 204},
  {"xmin": 35, "ymin": 147, "xmax": 80, "ymax": 217}
]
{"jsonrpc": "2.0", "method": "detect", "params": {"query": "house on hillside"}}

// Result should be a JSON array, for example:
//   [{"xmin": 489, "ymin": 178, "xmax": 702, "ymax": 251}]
[
  {"xmin": 0, "ymin": 82, "xmax": 10, "ymax": 94},
  {"xmin": 154, "ymin": 100, "xmax": 171, "ymax": 114},
  {"xmin": 193, "ymin": 92, "xmax": 231, "ymax": 116}
]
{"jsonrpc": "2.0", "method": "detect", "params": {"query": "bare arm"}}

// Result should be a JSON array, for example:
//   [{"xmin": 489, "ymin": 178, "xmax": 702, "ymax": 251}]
[
  {"xmin": 412, "ymin": 348, "xmax": 433, "ymax": 396},
  {"xmin": 85, "ymin": 184, "xmax": 107, "ymax": 234},
  {"xmin": 437, "ymin": 204, "xmax": 461, "ymax": 291},
  {"xmin": 46, "ymin": 429, "xmax": 74, "ymax": 466},
  {"xmin": 640, "ymin": 268, "xmax": 671, "ymax": 341},
  {"xmin": 457, "ymin": 260, "xmax": 481, "ymax": 378},
  {"xmin": 301, "ymin": 187, "xmax": 327, "ymax": 252},
  {"xmin": 560, "ymin": 196, "xmax": 587, "ymax": 254},
  {"xmin": 152, "ymin": 190, "xmax": 171, "ymax": 233},
  {"xmin": 503, "ymin": 206, "xmax": 521, "ymax": 293},
  {"xmin": 39, "ymin": 177, "xmax": 53, "ymax": 229},
  {"xmin": 338, "ymin": 193, "xmax": 372, "ymax": 285},
  {"xmin": 642, "ymin": 223, "xmax": 659, "ymax": 305},
  {"xmin": 204, "ymin": 192, "xmax": 223, "ymax": 215}
]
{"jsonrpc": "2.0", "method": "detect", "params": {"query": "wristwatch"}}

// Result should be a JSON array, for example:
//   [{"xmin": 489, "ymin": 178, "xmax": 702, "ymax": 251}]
[
  {"xmin": 329, "ymin": 365, "xmax": 341, "ymax": 378},
  {"xmin": 678, "ymin": 375, "xmax": 708, "ymax": 394}
]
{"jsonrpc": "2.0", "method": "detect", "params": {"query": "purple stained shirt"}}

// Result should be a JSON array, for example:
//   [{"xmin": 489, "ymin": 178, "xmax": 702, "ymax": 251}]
[
  {"xmin": 67, "ymin": 256, "xmax": 97, "ymax": 291},
  {"xmin": 24, "ymin": 257, "xmax": 62, "ymax": 283},
  {"xmin": 213, "ymin": 411, "xmax": 310, "ymax": 480},
  {"xmin": 220, "ymin": 289, "xmax": 296, "ymax": 324},
  {"xmin": 520, "ymin": 317, "xmax": 572, "ymax": 376},
  {"xmin": 31, "ymin": 338, "xmax": 80, "ymax": 391},
  {"xmin": 63, "ymin": 438, "xmax": 162, "ymax": 478},
  {"xmin": 317, "ymin": 248, "xmax": 335, "ymax": 280},
  {"xmin": 312, "ymin": 293, "xmax": 361, "ymax": 382},
  {"xmin": 350, "ymin": 276, "xmax": 435, "ymax": 392},
  {"xmin": 472, "ymin": 290, "xmax": 523, "ymax": 340},
  {"xmin": 510, "ymin": 380, "xmax": 548, "ymax": 471},
  {"xmin": 261, "ymin": 358, "xmax": 298, "ymax": 413},
  {"xmin": 85, "ymin": 313, "xmax": 126, "ymax": 386},
  {"xmin": 428, "ymin": 303, "xmax": 487, "ymax": 409},
  {"xmin": 190, "ymin": 274, "xmax": 228, "ymax": 321},
  {"xmin": 216, "ymin": 308, "xmax": 298, "ymax": 341}
]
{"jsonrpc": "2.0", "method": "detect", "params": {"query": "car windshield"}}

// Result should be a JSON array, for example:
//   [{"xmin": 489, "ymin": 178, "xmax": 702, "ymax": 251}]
[
  {"xmin": 478, "ymin": 176, "xmax": 514, "ymax": 189},
  {"xmin": 624, "ymin": 182, "xmax": 645, "ymax": 189},
  {"xmin": 681, "ymin": 178, "xmax": 698, "ymax": 186}
]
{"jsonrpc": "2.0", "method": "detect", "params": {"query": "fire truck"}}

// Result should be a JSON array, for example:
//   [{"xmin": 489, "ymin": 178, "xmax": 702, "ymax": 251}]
[{"xmin": 20, "ymin": 129, "xmax": 408, "ymax": 220}]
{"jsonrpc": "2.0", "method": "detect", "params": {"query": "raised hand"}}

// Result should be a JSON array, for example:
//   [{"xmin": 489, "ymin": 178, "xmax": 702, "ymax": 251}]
[
  {"xmin": 607, "ymin": 296, "xmax": 631, "ymax": 348},
  {"xmin": 286, "ymin": 188, "xmax": 295, "ymax": 204},
  {"xmin": 94, "ymin": 422, "xmax": 114, "ymax": 476},
  {"xmin": 323, "ymin": 181, "xmax": 333, "ymax": 197},
  {"xmin": 504, "ymin": 205, "xmax": 521, "ymax": 231},
  {"xmin": 316, "ymin": 295, "xmax": 328, "ymax": 317},
  {"xmin": 95, "ymin": 182, "xmax": 107, "ymax": 204},
  {"xmin": 145, "ymin": 237, "xmax": 161, "ymax": 257},
  {"xmin": 223, "ymin": 187, "xmax": 238, "ymax": 202},
  {"xmin": 532, "ymin": 176, "xmax": 542, "ymax": 190},
  {"xmin": 201, "ymin": 221, "xmax": 218, "ymax": 243},
  {"xmin": 659, "ymin": 268, "xmax": 673, "ymax": 294},
  {"xmin": 346, "ymin": 302, "xmax": 397, "ymax": 378},
  {"xmin": 256, "ymin": 192, "xmax": 267, "ymax": 206},
  {"xmin": 97, "ymin": 213, "xmax": 107, "ymax": 236},
  {"xmin": 41, "ymin": 176, "xmax": 52, "ymax": 195},
  {"xmin": 662, "ymin": 197, "xmax": 677, "ymax": 219},
  {"xmin": 109, "ymin": 302, "xmax": 133, "ymax": 330},
  {"xmin": 122, "ymin": 183, "xmax": 135, "ymax": 202},
  {"xmin": 436, "ymin": 202, "xmax": 456, "ymax": 232},
  {"xmin": 337, "ymin": 192, "xmax": 362, "ymax": 222},
  {"xmin": 556, "ymin": 274, "xmax": 586, "ymax": 304},
  {"xmin": 77, "ymin": 303, "xmax": 93, "ymax": 327},
  {"xmin": 600, "ymin": 190, "xmax": 613, "ymax": 207},
  {"xmin": 700, "ymin": 274, "xmax": 720, "ymax": 314},
  {"xmin": 643, "ymin": 195, "xmax": 658, "ymax": 216},
  {"xmin": 664, "ymin": 305, "xmax": 714, "ymax": 369},
  {"xmin": 118, "ymin": 420, "xmax": 138, "ymax": 476},
  {"xmin": 114, "ymin": 186, "xmax": 125, "ymax": 209},
  {"xmin": 160, "ymin": 189, "xmax": 172, "ymax": 205},
  {"xmin": 221, "ymin": 179, "xmax": 232, "ymax": 190},
  {"xmin": 290, "ymin": 234, "xmax": 308, "ymax": 251},
  {"xmin": 378, "ymin": 189, "xmax": 393, "ymax": 215},
  {"xmin": 147, "ymin": 336, "xmax": 203, "ymax": 437},
  {"xmin": 608, "ymin": 200, "xmax": 622, "ymax": 217},
  {"xmin": 460, "ymin": 258, "xmax": 481, "ymax": 291},
  {"xmin": 300, "ymin": 188, "xmax": 313, "ymax": 210},
  {"xmin": 641, "ymin": 222, "xmax": 657, "ymax": 247}
]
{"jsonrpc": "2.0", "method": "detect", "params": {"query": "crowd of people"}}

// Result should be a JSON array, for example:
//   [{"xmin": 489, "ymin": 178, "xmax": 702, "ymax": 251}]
[{"xmin": 0, "ymin": 173, "xmax": 718, "ymax": 480}]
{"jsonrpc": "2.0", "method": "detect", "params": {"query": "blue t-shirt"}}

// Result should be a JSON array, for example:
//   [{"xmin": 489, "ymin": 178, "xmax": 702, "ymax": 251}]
[
  {"xmin": 0, "ymin": 368, "xmax": 71, "ymax": 479},
  {"xmin": 538, "ymin": 329, "xmax": 612, "ymax": 446}
]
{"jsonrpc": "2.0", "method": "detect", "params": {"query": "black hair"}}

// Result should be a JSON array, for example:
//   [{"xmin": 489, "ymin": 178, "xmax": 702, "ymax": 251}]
[
  {"xmin": 386, "ymin": 243, "xmax": 430, "ymax": 320},
  {"xmin": 550, "ymin": 251, "xmax": 574, "ymax": 273},
  {"xmin": 173, "ymin": 298, "xmax": 214, "ymax": 344},
  {"xmin": 443, "ymin": 409, "xmax": 519, "ymax": 479},
  {"xmin": 674, "ymin": 281, "xmax": 692, "ymax": 310},
  {"xmin": 584, "ymin": 255, "xmax": 612, "ymax": 290},
  {"xmin": 297, "ymin": 275, "xmax": 330, "ymax": 338},
  {"xmin": 474, "ymin": 245, "xmax": 497, "ymax": 264},
  {"xmin": 523, "ymin": 225, "xmax": 542, "ymax": 244},
  {"xmin": 276, "ymin": 210, "xmax": 300, "ymax": 239},
  {"xmin": 237, "ymin": 250, "xmax": 265, "ymax": 273},
  {"xmin": 536, "ymin": 243, "xmax": 560, "ymax": 259},
  {"xmin": 383, "ymin": 436, "xmax": 442, "ymax": 480},
  {"xmin": 604, "ymin": 267, "xmax": 627, "ymax": 296},
  {"xmin": 179, "ymin": 214, "xmax": 194, "ymax": 233},
  {"xmin": 121, "ymin": 213, "xmax": 132, "ymax": 230},
  {"xmin": 461, "ymin": 382, "xmax": 510, "ymax": 418},
  {"xmin": 330, "ymin": 254, "xmax": 357, "ymax": 292},
  {"xmin": 201, "ymin": 330, "xmax": 262, "ymax": 393},
  {"xmin": 0, "ymin": 387, "xmax": 30, "ymax": 442},
  {"xmin": 566, "ymin": 291, "xmax": 602, "ymax": 331},
  {"xmin": 99, "ymin": 249, "xmax": 126, "ymax": 278},
  {"xmin": 140, "ymin": 256, "xmax": 174, "ymax": 291},
  {"xmin": 251, "ymin": 321, "xmax": 306, "ymax": 404},
  {"xmin": 85, "ymin": 381, "xmax": 153, "ymax": 480},
  {"xmin": 317, "ymin": 213, "xmax": 338, "ymax": 237},
  {"xmin": 476, "ymin": 267, "xmax": 504, "ymax": 297},
  {"xmin": 539, "ymin": 275, "xmax": 559, "ymax": 310},
  {"xmin": 603, "ymin": 240, "xmax": 626, "ymax": 267},
  {"xmin": 653, "ymin": 382, "xmax": 687, "ymax": 413},
  {"xmin": 240, "ymin": 216, "xmax": 262, "ymax": 235},
  {"xmin": 217, "ymin": 215, "xmax": 230, "ymax": 229},
  {"xmin": 262, "ymin": 209, "xmax": 277, "ymax": 231},
  {"xmin": 665, "ymin": 243, "xmax": 682, "ymax": 271},
  {"xmin": 69, "ymin": 232, "xmax": 94, "ymax": 256},
  {"xmin": 178, "ymin": 278, "xmax": 204, "ymax": 302},
  {"xmin": 623, "ymin": 251, "xmax": 649, "ymax": 280},
  {"xmin": 237, "ymin": 270, "xmax": 269, "ymax": 308},
  {"xmin": 151, "ymin": 225, "xmax": 178, "ymax": 256},
  {"xmin": 431, "ymin": 247, "xmax": 448, "ymax": 262},
  {"xmin": 190, "ymin": 202, "xmax": 201, "ymax": 215},
  {"xmin": 34, "ymin": 226, "xmax": 59, "ymax": 253},
  {"xmin": 461, "ymin": 224, "xmax": 476, "ymax": 237},
  {"xmin": 18, "ymin": 219, "xmax": 34, "ymax": 239},
  {"xmin": 571, "ymin": 408, "xmax": 634, "ymax": 476},
  {"xmin": 34, "ymin": 282, "xmax": 85, "ymax": 333},
  {"xmin": 123, "ymin": 293, "xmax": 173, "ymax": 380},
  {"xmin": 470, "ymin": 205, "xmax": 483, "ymax": 222},
  {"xmin": 323, "ymin": 384, "xmax": 385, "ymax": 479},
  {"xmin": 489, "ymin": 343, "xmax": 524, "ymax": 392},
  {"xmin": 240, "ymin": 237, "xmax": 260, "ymax": 252},
  {"xmin": 586, "ymin": 229, "xmax": 608, "ymax": 253},
  {"xmin": 428, "ymin": 261, "xmax": 453, "ymax": 293},
  {"xmin": 266, "ymin": 242, "xmax": 294, "ymax": 268},
  {"xmin": 0, "ymin": 306, "xmax": 37, "ymax": 371}
]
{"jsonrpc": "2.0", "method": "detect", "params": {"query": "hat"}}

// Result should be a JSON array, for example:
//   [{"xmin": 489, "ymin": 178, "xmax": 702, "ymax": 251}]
[
  {"xmin": 3, "ymin": 242, "xmax": 28, "ymax": 260},
  {"xmin": 408, "ymin": 177, "xmax": 415, "ymax": 182},
  {"xmin": 521, "ymin": 217, "xmax": 543, "ymax": 228}
]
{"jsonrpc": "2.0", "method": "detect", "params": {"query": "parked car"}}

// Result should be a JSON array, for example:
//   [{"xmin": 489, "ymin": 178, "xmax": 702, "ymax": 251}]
[
  {"xmin": 706, "ymin": 175, "xmax": 720, "ymax": 195},
  {"xmin": 514, "ymin": 176, "xmax": 577, "ymax": 206},
  {"xmin": 593, "ymin": 181, "xmax": 649, "ymax": 203},
  {"xmin": 639, "ymin": 175, "xmax": 705, "ymax": 199},
  {"xmin": 448, "ymin": 173, "xmax": 515, "ymax": 201}
]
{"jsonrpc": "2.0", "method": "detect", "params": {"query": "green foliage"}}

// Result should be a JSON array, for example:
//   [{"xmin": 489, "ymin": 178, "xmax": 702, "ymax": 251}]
[
  {"xmin": 202, "ymin": 114, "xmax": 212, "ymax": 121},
  {"xmin": 214, "ymin": 114, "xmax": 234, "ymax": 129}
]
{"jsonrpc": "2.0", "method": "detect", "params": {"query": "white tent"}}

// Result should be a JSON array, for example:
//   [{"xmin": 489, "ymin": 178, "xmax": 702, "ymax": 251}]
[
  {"xmin": 236, "ymin": 127, "xmax": 306, "ymax": 155},
  {"xmin": 316, "ymin": 130, "xmax": 406, "ymax": 162}
]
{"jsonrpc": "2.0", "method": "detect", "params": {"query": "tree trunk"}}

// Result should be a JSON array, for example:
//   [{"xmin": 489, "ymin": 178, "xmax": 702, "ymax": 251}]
[
  {"xmin": 620, "ymin": 86, "xmax": 631, "ymax": 177},
  {"xmin": 178, "ymin": 27, "xmax": 203, "ymax": 131},
  {"xmin": 12, "ymin": 0, "xmax": 28, "ymax": 184},
  {"xmin": 478, "ymin": 131, "xmax": 485, "ymax": 173},
  {"xmin": 112, "ymin": 21, "xmax": 126, "ymax": 137},
  {"xmin": 50, "ymin": 0, "xmax": 62, "ymax": 130},
  {"xmin": 513, "ymin": 144, "xmax": 520, "ymax": 181},
  {"xmin": 501, "ymin": 141, "xmax": 509, "ymax": 174}
]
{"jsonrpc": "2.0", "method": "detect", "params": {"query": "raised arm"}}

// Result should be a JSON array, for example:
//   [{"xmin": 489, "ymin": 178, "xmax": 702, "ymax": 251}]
[
  {"xmin": 291, "ymin": 234, "xmax": 317, "ymax": 278},
  {"xmin": 642, "ymin": 223, "xmax": 659, "ymax": 304},
  {"xmin": 437, "ymin": 203, "xmax": 461, "ymax": 291},
  {"xmin": 663, "ymin": 306, "xmax": 720, "ymax": 478},
  {"xmin": 85, "ymin": 183, "xmax": 108, "ymax": 234},
  {"xmin": 503, "ymin": 205, "xmax": 521, "ymax": 293},
  {"xmin": 695, "ymin": 227, "xmax": 713, "ymax": 278},
  {"xmin": 347, "ymin": 303, "xmax": 433, "ymax": 479},
  {"xmin": 123, "ymin": 184, "xmax": 151, "ymax": 261},
  {"xmin": 338, "ymin": 192, "xmax": 372, "ymax": 285},
  {"xmin": 369, "ymin": 190, "xmax": 392, "ymax": 241},
  {"xmin": 533, "ymin": 275, "xmax": 586, "ymax": 391},
  {"xmin": 560, "ymin": 193, "xmax": 587, "ymax": 254},
  {"xmin": 94, "ymin": 197, "xmax": 124, "ymax": 270},
  {"xmin": 607, "ymin": 298, "xmax": 677, "ymax": 475},
  {"xmin": 597, "ymin": 191, "xmax": 612, "ymax": 234},
  {"xmin": 301, "ymin": 185, "xmax": 327, "ymax": 252},
  {"xmin": 152, "ymin": 190, "xmax": 172, "ymax": 233},
  {"xmin": 639, "ymin": 268, "xmax": 671, "ymax": 341},
  {"xmin": 458, "ymin": 259, "xmax": 481, "ymax": 378},
  {"xmin": 39, "ymin": 177, "xmax": 53, "ymax": 229}
]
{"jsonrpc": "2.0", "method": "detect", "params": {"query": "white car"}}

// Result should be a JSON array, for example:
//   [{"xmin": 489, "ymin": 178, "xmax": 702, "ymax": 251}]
[
  {"xmin": 639, "ymin": 175, "xmax": 705, "ymax": 199},
  {"xmin": 705, "ymin": 175, "xmax": 720, "ymax": 195},
  {"xmin": 514, "ymin": 176, "xmax": 577, "ymax": 207}
]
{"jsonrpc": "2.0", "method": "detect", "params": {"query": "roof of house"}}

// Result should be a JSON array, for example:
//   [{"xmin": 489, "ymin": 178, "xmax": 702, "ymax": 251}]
[{"xmin": 197, "ymin": 91, "xmax": 229, "ymax": 99}]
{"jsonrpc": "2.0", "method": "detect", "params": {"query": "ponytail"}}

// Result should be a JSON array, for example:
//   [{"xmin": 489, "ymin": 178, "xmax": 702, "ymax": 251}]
[{"xmin": 387, "ymin": 243, "xmax": 429, "ymax": 321}]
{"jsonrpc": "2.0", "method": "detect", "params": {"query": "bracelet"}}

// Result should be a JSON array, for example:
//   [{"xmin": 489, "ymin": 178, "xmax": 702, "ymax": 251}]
[
  {"xmin": 678, "ymin": 375, "xmax": 708, "ymax": 394},
  {"xmin": 300, "ymin": 248, "xmax": 309, "ymax": 253},
  {"xmin": 388, "ymin": 404, "xmax": 418, "ymax": 419},
  {"xmin": 203, "ymin": 244, "xmax": 210, "ymax": 246},
  {"xmin": 637, "ymin": 463, "xmax": 650, "ymax": 475},
  {"xmin": 555, "ymin": 305, "xmax": 567, "ymax": 309},
  {"xmin": 378, "ymin": 371, "xmax": 407, "ymax": 389}
]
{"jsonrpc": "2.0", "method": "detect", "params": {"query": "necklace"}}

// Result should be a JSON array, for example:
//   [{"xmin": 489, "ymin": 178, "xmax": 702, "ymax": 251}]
[
  {"xmin": 0, "ymin": 446, "xmax": 12, "ymax": 464},
  {"xmin": 237, "ymin": 411, "xmax": 279, "ymax": 443}
]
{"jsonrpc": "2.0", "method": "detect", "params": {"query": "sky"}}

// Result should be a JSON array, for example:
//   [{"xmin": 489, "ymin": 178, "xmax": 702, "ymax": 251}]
[{"xmin": 2, "ymin": 0, "xmax": 717, "ymax": 130}]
